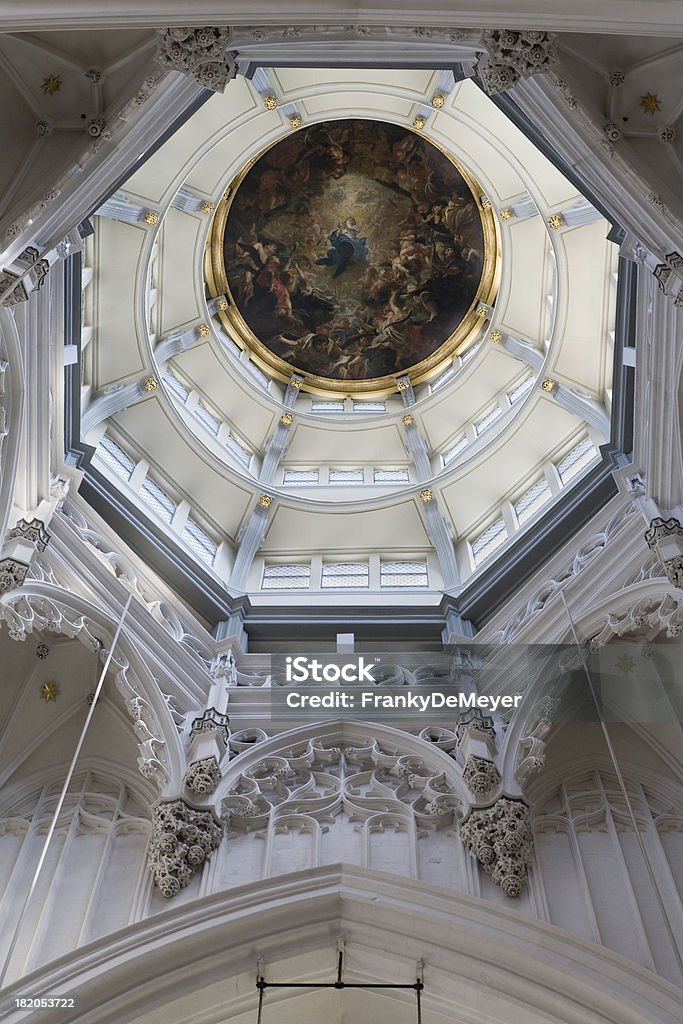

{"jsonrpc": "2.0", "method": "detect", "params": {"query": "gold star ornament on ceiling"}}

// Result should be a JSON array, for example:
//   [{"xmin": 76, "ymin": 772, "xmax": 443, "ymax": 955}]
[
  {"xmin": 41, "ymin": 75, "xmax": 63, "ymax": 96},
  {"xmin": 616, "ymin": 654, "xmax": 636, "ymax": 676},
  {"xmin": 640, "ymin": 92, "xmax": 661, "ymax": 115},
  {"xmin": 40, "ymin": 681, "xmax": 60, "ymax": 702}
]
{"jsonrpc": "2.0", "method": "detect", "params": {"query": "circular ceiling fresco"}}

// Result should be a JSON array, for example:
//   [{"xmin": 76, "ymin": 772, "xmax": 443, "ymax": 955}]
[{"xmin": 208, "ymin": 118, "xmax": 498, "ymax": 392}]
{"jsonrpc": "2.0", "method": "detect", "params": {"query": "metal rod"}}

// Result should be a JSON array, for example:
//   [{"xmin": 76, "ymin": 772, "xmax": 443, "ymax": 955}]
[
  {"xmin": 256, "ymin": 982, "xmax": 422, "ymax": 990},
  {"xmin": 560, "ymin": 590, "xmax": 683, "ymax": 975},
  {"xmin": 0, "ymin": 593, "xmax": 132, "ymax": 988},
  {"xmin": 417, "ymin": 981, "xmax": 423, "ymax": 1024},
  {"xmin": 256, "ymin": 979, "xmax": 264, "ymax": 1024}
]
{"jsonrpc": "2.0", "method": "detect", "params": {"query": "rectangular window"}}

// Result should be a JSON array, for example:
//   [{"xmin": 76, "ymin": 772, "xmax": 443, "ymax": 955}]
[
  {"xmin": 283, "ymin": 469, "xmax": 319, "ymax": 485},
  {"xmin": 471, "ymin": 518, "xmax": 507, "ymax": 565},
  {"xmin": 140, "ymin": 477, "xmax": 176, "ymax": 523},
  {"xmin": 97, "ymin": 435, "xmax": 135, "ymax": 482},
  {"xmin": 354, "ymin": 402, "xmax": 386, "ymax": 413},
  {"xmin": 556, "ymin": 438, "xmax": 598, "ymax": 484},
  {"xmin": 508, "ymin": 374, "xmax": 535, "ymax": 404},
  {"xmin": 182, "ymin": 519, "xmax": 217, "ymax": 565},
  {"xmin": 329, "ymin": 470, "xmax": 364, "ymax": 485},
  {"xmin": 219, "ymin": 330, "xmax": 242, "ymax": 359},
  {"xmin": 321, "ymin": 562, "xmax": 370, "ymax": 588},
  {"xmin": 246, "ymin": 360, "xmax": 270, "ymax": 390},
  {"xmin": 461, "ymin": 342, "xmax": 480, "ymax": 364},
  {"xmin": 442, "ymin": 435, "xmax": 468, "ymax": 466},
  {"xmin": 373, "ymin": 469, "xmax": 410, "ymax": 484},
  {"xmin": 162, "ymin": 369, "xmax": 190, "ymax": 403},
  {"xmin": 194, "ymin": 402, "xmax": 221, "ymax": 436},
  {"xmin": 225, "ymin": 433, "xmax": 252, "ymax": 468},
  {"xmin": 430, "ymin": 365, "xmax": 456, "ymax": 392},
  {"xmin": 514, "ymin": 477, "xmax": 552, "ymax": 525},
  {"xmin": 311, "ymin": 401, "xmax": 345, "ymax": 413},
  {"xmin": 262, "ymin": 564, "xmax": 311, "ymax": 590},
  {"xmin": 380, "ymin": 561, "xmax": 429, "ymax": 588},
  {"xmin": 474, "ymin": 404, "xmax": 503, "ymax": 436}
]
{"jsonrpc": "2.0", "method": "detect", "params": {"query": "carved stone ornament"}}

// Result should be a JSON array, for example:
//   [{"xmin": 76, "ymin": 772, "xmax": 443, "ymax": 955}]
[
  {"xmin": 645, "ymin": 517, "xmax": 683, "ymax": 588},
  {"xmin": 454, "ymin": 708, "xmax": 495, "ymax": 743},
  {"xmin": 463, "ymin": 755, "xmax": 501, "ymax": 796},
  {"xmin": 147, "ymin": 799, "xmax": 222, "ymax": 897},
  {"xmin": 662, "ymin": 558, "xmax": 683, "ymax": 589},
  {"xmin": 184, "ymin": 755, "xmax": 222, "ymax": 795},
  {"xmin": 0, "ymin": 558, "xmax": 29, "ymax": 592},
  {"xmin": 155, "ymin": 27, "xmax": 237, "ymax": 93},
  {"xmin": 190, "ymin": 707, "xmax": 230, "ymax": 744},
  {"xmin": 460, "ymin": 797, "xmax": 533, "ymax": 896},
  {"xmin": 9, "ymin": 518, "xmax": 51, "ymax": 552},
  {"xmin": 222, "ymin": 736, "xmax": 462, "ymax": 830},
  {"xmin": 645, "ymin": 516, "xmax": 683, "ymax": 550},
  {"xmin": 0, "ymin": 270, "xmax": 29, "ymax": 307},
  {"xmin": 476, "ymin": 29, "xmax": 558, "ymax": 95}
]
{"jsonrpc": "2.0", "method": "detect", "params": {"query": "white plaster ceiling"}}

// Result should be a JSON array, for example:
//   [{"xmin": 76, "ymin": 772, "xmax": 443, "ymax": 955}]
[
  {"xmin": 82, "ymin": 67, "xmax": 617, "ymax": 591},
  {"xmin": 0, "ymin": 629, "xmax": 153, "ymax": 810},
  {"xmin": 0, "ymin": 29, "xmax": 156, "ymax": 230}
]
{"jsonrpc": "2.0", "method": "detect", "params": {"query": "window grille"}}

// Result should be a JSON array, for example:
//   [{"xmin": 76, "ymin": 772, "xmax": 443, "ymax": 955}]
[
  {"xmin": 194, "ymin": 402, "xmax": 221, "ymax": 436},
  {"xmin": 471, "ymin": 518, "xmax": 507, "ymax": 565},
  {"xmin": 556, "ymin": 438, "xmax": 598, "ymax": 484},
  {"xmin": 374, "ymin": 469, "xmax": 410, "ymax": 484},
  {"xmin": 162, "ymin": 369, "xmax": 190, "ymax": 403},
  {"xmin": 514, "ymin": 477, "xmax": 552, "ymax": 524},
  {"xmin": 97, "ymin": 435, "xmax": 135, "ymax": 482},
  {"xmin": 311, "ymin": 400, "xmax": 345, "ymax": 412},
  {"xmin": 262, "ymin": 564, "xmax": 311, "ymax": 590},
  {"xmin": 219, "ymin": 331, "xmax": 242, "ymax": 359},
  {"xmin": 461, "ymin": 342, "xmax": 480, "ymax": 364},
  {"xmin": 354, "ymin": 402, "xmax": 386, "ymax": 413},
  {"xmin": 225, "ymin": 433, "xmax": 252, "ymax": 468},
  {"xmin": 329, "ymin": 469, "xmax": 364, "ymax": 485},
  {"xmin": 140, "ymin": 477, "xmax": 176, "ymax": 523},
  {"xmin": 442, "ymin": 436, "xmax": 468, "ymax": 466},
  {"xmin": 380, "ymin": 561, "xmax": 428, "ymax": 587},
  {"xmin": 246, "ymin": 360, "xmax": 270, "ymax": 389},
  {"xmin": 474, "ymin": 404, "xmax": 503, "ymax": 435},
  {"xmin": 430, "ymin": 365, "xmax": 456, "ymax": 392},
  {"xmin": 283, "ymin": 469, "xmax": 319, "ymax": 485},
  {"xmin": 182, "ymin": 520, "xmax": 217, "ymax": 564},
  {"xmin": 321, "ymin": 562, "xmax": 370, "ymax": 588},
  {"xmin": 508, "ymin": 374, "xmax": 535, "ymax": 404}
]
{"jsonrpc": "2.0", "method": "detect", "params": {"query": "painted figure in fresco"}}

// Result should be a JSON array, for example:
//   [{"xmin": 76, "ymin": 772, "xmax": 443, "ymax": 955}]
[
  {"xmin": 223, "ymin": 119, "xmax": 485, "ymax": 381},
  {"xmin": 314, "ymin": 217, "xmax": 369, "ymax": 278}
]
